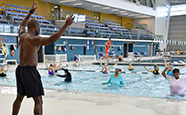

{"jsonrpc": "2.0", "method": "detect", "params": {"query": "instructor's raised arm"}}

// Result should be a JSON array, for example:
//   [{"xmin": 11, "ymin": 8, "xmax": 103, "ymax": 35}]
[
  {"xmin": 18, "ymin": 1, "xmax": 38, "ymax": 37},
  {"xmin": 30, "ymin": 15, "xmax": 75, "ymax": 46}
]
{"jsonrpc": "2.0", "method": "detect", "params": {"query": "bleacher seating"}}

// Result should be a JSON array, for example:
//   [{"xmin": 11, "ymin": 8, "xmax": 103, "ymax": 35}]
[
  {"xmin": 85, "ymin": 17, "xmax": 134, "ymax": 39},
  {"xmin": 0, "ymin": 4, "xmax": 153, "ymax": 40},
  {"xmin": 0, "ymin": 15, "xmax": 4, "ymax": 18},
  {"xmin": 140, "ymin": 34, "xmax": 153, "ymax": 40},
  {"xmin": 2, "ymin": 3, "xmax": 40, "ymax": 14},
  {"xmin": 0, "ymin": 3, "xmax": 55, "ymax": 35}
]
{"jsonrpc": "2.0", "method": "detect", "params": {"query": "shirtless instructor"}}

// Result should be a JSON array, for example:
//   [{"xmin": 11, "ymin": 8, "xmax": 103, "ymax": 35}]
[{"xmin": 12, "ymin": 1, "xmax": 74, "ymax": 115}]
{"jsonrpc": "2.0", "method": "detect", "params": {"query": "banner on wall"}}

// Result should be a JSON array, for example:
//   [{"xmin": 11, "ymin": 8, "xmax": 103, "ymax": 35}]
[{"xmin": 88, "ymin": 40, "xmax": 93, "ymax": 51}]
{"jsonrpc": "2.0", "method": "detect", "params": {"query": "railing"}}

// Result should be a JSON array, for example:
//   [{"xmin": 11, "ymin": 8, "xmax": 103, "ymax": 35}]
[
  {"xmin": 77, "ymin": 55, "xmax": 97, "ymax": 62},
  {"xmin": 44, "ymin": 54, "xmax": 67, "ymax": 63}
]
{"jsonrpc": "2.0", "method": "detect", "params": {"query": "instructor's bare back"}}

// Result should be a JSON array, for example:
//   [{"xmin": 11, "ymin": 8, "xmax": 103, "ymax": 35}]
[{"xmin": 18, "ymin": 7, "xmax": 74, "ymax": 66}]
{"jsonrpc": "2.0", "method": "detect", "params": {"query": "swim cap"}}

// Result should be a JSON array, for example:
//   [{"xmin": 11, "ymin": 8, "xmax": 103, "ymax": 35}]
[{"xmin": 173, "ymin": 68, "xmax": 180, "ymax": 73}]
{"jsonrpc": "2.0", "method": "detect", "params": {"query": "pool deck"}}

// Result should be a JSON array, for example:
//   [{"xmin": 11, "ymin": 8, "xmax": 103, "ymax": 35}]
[{"xmin": 1, "ymin": 86, "xmax": 186, "ymax": 115}]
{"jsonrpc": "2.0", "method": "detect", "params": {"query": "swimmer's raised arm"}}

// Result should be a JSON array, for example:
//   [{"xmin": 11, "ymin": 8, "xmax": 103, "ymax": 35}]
[
  {"xmin": 162, "ymin": 66, "xmax": 169, "ymax": 79},
  {"xmin": 100, "ymin": 60, "xmax": 103, "ymax": 68},
  {"xmin": 18, "ymin": 1, "xmax": 38, "ymax": 37},
  {"xmin": 144, "ymin": 66, "xmax": 153, "ymax": 72},
  {"xmin": 30, "ymin": 15, "xmax": 75, "ymax": 46},
  {"xmin": 163, "ymin": 57, "xmax": 167, "ymax": 66},
  {"xmin": 56, "ymin": 64, "xmax": 62, "ymax": 70},
  {"xmin": 154, "ymin": 64, "xmax": 159, "ymax": 67}
]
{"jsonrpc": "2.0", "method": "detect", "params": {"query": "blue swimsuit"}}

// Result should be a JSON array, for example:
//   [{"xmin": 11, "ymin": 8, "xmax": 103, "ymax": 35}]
[{"xmin": 105, "ymin": 75, "xmax": 124, "ymax": 86}]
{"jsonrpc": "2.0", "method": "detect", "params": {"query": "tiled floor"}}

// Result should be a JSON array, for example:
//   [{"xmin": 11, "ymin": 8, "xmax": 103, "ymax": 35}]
[{"xmin": 0, "ymin": 86, "xmax": 186, "ymax": 115}]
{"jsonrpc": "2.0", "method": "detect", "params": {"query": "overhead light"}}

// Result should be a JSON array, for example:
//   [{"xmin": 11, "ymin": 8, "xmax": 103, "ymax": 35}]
[
  {"xmin": 134, "ymin": 14, "xmax": 141, "ymax": 16},
  {"xmin": 128, "ymin": 14, "xmax": 136, "ymax": 17},
  {"xmin": 120, "ymin": 11, "xmax": 127, "ymax": 13},
  {"xmin": 103, "ymin": 7, "xmax": 110, "ymax": 10},
  {"xmin": 60, "ymin": 0, "xmax": 76, "ymax": 3},
  {"xmin": 136, "ymin": 15, "xmax": 151, "ymax": 18},
  {"xmin": 93, "ymin": 5, "xmax": 100, "ymax": 7},
  {"xmin": 73, "ymin": 3, "xmax": 83, "ymax": 6},
  {"xmin": 121, "ymin": 13, "xmax": 128, "ymax": 15},
  {"xmin": 112, "ymin": 9, "xmax": 119, "ymax": 12}
]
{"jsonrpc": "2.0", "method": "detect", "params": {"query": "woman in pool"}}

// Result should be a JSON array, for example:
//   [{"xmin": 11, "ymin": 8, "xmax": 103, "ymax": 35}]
[
  {"xmin": 0, "ymin": 64, "xmax": 8, "ymax": 77},
  {"xmin": 73, "ymin": 58, "xmax": 79, "ymax": 67},
  {"xmin": 46, "ymin": 64, "xmax": 55, "ymax": 76},
  {"xmin": 128, "ymin": 63, "xmax": 135, "ymax": 71},
  {"xmin": 56, "ymin": 68, "xmax": 72, "ymax": 82},
  {"xmin": 118, "ymin": 53, "xmax": 123, "ymax": 62},
  {"xmin": 102, "ymin": 68, "xmax": 124, "ymax": 86},
  {"xmin": 100, "ymin": 62, "xmax": 109, "ymax": 74},
  {"xmin": 164, "ymin": 58, "xmax": 186, "ymax": 77},
  {"xmin": 165, "ymin": 62, "xmax": 174, "ymax": 77},
  {"xmin": 164, "ymin": 58, "xmax": 174, "ymax": 77},
  {"xmin": 162, "ymin": 65, "xmax": 186, "ymax": 97},
  {"xmin": 144, "ymin": 64, "xmax": 160, "ymax": 75}
]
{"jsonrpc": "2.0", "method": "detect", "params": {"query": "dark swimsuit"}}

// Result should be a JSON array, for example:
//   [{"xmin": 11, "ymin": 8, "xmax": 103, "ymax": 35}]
[
  {"xmin": 0, "ymin": 72, "xmax": 6, "ymax": 77},
  {"xmin": 128, "ymin": 69, "xmax": 134, "ymax": 71},
  {"xmin": 153, "ymin": 70, "xmax": 160, "ymax": 75}
]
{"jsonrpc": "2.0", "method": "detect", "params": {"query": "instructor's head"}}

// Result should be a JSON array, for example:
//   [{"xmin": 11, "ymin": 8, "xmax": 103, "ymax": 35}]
[{"xmin": 27, "ymin": 19, "xmax": 40, "ymax": 35}]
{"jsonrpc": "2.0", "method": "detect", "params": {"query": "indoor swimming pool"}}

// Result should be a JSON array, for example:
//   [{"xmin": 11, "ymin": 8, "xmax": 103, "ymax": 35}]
[{"xmin": 1, "ymin": 65, "xmax": 186, "ymax": 100}]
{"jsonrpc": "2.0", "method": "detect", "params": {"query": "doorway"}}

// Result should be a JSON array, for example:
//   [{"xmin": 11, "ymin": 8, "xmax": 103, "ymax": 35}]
[
  {"xmin": 38, "ymin": 46, "xmax": 44, "ymax": 62},
  {"xmin": 124, "ymin": 43, "xmax": 128, "ymax": 57}
]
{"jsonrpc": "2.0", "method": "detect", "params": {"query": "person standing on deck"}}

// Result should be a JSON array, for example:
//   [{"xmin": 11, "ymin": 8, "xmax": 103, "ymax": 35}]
[{"xmin": 12, "ymin": 1, "xmax": 74, "ymax": 115}]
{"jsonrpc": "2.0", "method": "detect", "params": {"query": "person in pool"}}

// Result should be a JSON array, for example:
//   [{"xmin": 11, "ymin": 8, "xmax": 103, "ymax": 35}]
[
  {"xmin": 46, "ymin": 64, "xmax": 55, "ymax": 76},
  {"xmin": 118, "ymin": 53, "xmax": 123, "ymax": 62},
  {"xmin": 56, "ymin": 68, "xmax": 72, "ymax": 82},
  {"xmin": 165, "ymin": 62, "xmax": 174, "ymax": 77},
  {"xmin": 102, "ymin": 68, "xmax": 124, "ymax": 86},
  {"xmin": 100, "ymin": 62, "xmax": 109, "ymax": 74},
  {"xmin": 164, "ymin": 58, "xmax": 174, "ymax": 77},
  {"xmin": 164, "ymin": 58, "xmax": 186, "ymax": 77},
  {"xmin": 144, "ymin": 64, "xmax": 160, "ymax": 75},
  {"xmin": 0, "ymin": 64, "xmax": 8, "ymax": 77},
  {"xmin": 128, "ymin": 63, "xmax": 135, "ymax": 71},
  {"xmin": 73, "ymin": 58, "xmax": 79, "ymax": 67},
  {"xmin": 162, "ymin": 65, "xmax": 186, "ymax": 97}
]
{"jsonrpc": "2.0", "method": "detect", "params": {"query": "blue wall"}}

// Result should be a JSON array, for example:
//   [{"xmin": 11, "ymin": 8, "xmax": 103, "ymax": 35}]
[
  {"xmin": 45, "ymin": 44, "xmax": 55, "ymax": 54},
  {"xmin": 0, "ymin": 34, "xmax": 153, "ymax": 62},
  {"xmin": 133, "ymin": 42, "xmax": 149, "ymax": 56},
  {"xmin": 54, "ymin": 38, "xmax": 125, "ymax": 61}
]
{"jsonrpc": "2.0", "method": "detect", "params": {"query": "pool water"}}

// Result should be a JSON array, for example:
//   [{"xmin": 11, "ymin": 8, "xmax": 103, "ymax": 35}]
[{"xmin": 1, "ymin": 65, "xmax": 186, "ymax": 100}]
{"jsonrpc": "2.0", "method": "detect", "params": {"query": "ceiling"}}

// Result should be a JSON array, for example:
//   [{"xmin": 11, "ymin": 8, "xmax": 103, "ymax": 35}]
[{"xmin": 41, "ymin": 0, "xmax": 153, "ymax": 19}]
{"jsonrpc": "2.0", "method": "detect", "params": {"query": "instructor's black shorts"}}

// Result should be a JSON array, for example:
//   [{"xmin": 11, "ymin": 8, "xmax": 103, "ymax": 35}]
[{"xmin": 16, "ymin": 65, "xmax": 44, "ymax": 98}]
